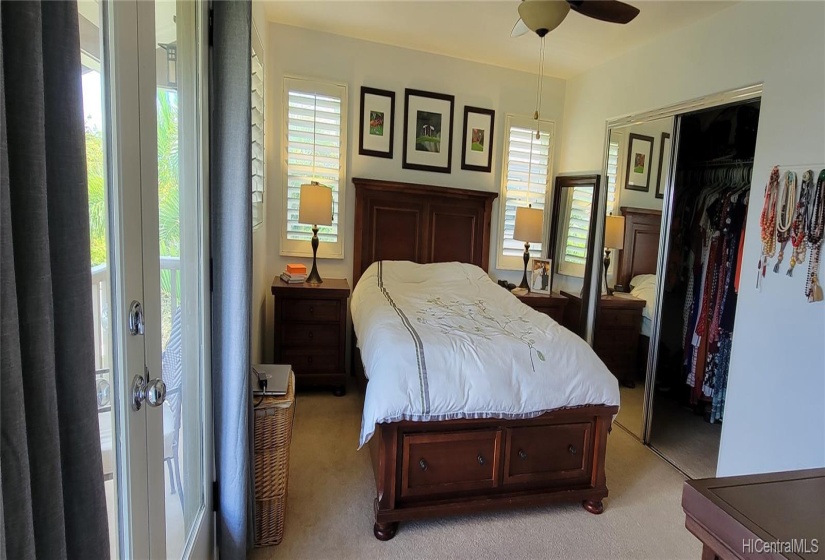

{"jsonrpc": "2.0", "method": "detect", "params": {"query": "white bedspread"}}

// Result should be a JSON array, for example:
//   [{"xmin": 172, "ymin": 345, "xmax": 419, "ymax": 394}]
[{"xmin": 351, "ymin": 261, "xmax": 620, "ymax": 447}]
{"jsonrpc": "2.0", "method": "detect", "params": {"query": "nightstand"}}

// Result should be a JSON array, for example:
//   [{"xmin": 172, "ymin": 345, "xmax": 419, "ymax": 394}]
[
  {"xmin": 271, "ymin": 278, "xmax": 350, "ymax": 396},
  {"xmin": 561, "ymin": 290, "xmax": 645, "ymax": 387},
  {"xmin": 516, "ymin": 292, "xmax": 569, "ymax": 324}
]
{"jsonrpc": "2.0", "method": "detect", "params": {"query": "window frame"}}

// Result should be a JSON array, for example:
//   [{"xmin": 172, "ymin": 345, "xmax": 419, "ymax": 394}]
[
  {"xmin": 495, "ymin": 114, "xmax": 556, "ymax": 271},
  {"xmin": 280, "ymin": 75, "xmax": 348, "ymax": 259}
]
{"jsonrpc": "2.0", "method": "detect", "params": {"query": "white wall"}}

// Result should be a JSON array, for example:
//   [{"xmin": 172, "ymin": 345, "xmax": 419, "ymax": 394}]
[
  {"xmin": 261, "ymin": 23, "xmax": 567, "ymax": 361},
  {"xmin": 559, "ymin": 1, "xmax": 825, "ymax": 476},
  {"xmin": 251, "ymin": 1, "xmax": 269, "ymax": 362}
]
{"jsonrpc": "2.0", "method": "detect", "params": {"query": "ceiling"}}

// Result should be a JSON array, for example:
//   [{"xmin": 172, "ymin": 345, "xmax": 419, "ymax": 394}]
[{"xmin": 264, "ymin": 1, "xmax": 736, "ymax": 79}]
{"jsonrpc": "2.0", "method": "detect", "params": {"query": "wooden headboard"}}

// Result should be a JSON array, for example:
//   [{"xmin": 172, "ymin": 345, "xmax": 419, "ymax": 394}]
[
  {"xmin": 352, "ymin": 177, "xmax": 498, "ymax": 286},
  {"xmin": 614, "ymin": 206, "xmax": 663, "ymax": 293}
]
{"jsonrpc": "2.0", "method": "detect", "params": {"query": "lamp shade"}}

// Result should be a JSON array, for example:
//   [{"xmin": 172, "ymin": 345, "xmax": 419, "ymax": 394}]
[
  {"xmin": 604, "ymin": 215, "xmax": 626, "ymax": 249},
  {"xmin": 514, "ymin": 206, "xmax": 544, "ymax": 243},
  {"xmin": 298, "ymin": 182, "xmax": 333, "ymax": 226},
  {"xmin": 518, "ymin": 0, "xmax": 570, "ymax": 36}
]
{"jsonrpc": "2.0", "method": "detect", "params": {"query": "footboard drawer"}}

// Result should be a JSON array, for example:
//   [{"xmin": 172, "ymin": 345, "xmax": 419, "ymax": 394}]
[
  {"xmin": 400, "ymin": 430, "xmax": 501, "ymax": 498},
  {"xmin": 503, "ymin": 423, "xmax": 593, "ymax": 486}
]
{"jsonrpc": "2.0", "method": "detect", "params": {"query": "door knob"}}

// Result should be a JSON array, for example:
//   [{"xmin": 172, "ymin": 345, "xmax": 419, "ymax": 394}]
[{"xmin": 132, "ymin": 373, "xmax": 167, "ymax": 411}]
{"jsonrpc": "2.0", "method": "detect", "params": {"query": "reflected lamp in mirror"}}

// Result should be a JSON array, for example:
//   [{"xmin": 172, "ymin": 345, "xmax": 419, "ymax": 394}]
[
  {"xmin": 603, "ymin": 214, "xmax": 625, "ymax": 296},
  {"xmin": 514, "ymin": 205, "xmax": 544, "ymax": 291},
  {"xmin": 299, "ymin": 182, "xmax": 333, "ymax": 285}
]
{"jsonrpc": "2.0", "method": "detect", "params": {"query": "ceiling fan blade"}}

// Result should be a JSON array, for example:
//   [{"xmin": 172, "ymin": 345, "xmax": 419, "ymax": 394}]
[
  {"xmin": 567, "ymin": 0, "xmax": 640, "ymax": 24},
  {"xmin": 511, "ymin": 18, "xmax": 530, "ymax": 38}
]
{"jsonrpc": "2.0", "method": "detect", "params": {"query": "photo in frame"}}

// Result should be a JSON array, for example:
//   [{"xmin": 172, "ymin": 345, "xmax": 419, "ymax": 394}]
[
  {"xmin": 528, "ymin": 257, "xmax": 553, "ymax": 295},
  {"xmin": 359, "ymin": 87, "xmax": 395, "ymax": 158},
  {"xmin": 403, "ymin": 89, "xmax": 455, "ymax": 173},
  {"xmin": 655, "ymin": 132, "xmax": 672, "ymax": 199},
  {"xmin": 461, "ymin": 106, "xmax": 495, "ymax": 172},
  {"xmin": 624, "ymin": 133, "xmax": 655, "ymax": 192}
]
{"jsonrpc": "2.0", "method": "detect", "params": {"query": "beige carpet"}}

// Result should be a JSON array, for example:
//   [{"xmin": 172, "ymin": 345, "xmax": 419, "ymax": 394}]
[
  {"xmin": 250, "ymin": 383, "xmax": 702, "ymax": 560},
  {"xmin": 615, "ymin": 385, "xmax": 646, "ymax": 439}
]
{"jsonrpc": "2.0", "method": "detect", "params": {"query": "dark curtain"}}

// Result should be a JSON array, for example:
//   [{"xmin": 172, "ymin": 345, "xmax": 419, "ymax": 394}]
[
  {"xmin": 210, "ymin": 0, "xmax": 252, "ymax": 557},
  {"xmin": 0, "ymin": 2, "xmax": 109, "ymax": 559}
]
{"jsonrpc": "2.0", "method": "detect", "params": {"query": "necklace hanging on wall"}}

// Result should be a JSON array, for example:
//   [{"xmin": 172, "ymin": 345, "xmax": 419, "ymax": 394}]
[
  {"xmin": 757, "ymin": 166, "xmax": 779, "ymax": 289},
  {"xmin": 804, "ymin": 170, "xmax": 825, "ymax": 302},
  {"xmin": 774, "ymin": 170, "xmax": 797, "ymax": 272},
  {"xmin": 787, "ymin": 170, "xmax": 813, "ymax": 276}
]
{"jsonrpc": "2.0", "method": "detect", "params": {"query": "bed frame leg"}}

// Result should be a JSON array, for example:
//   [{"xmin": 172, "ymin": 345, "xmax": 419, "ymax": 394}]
[
  {"xmin": 373, "ymin": 521, "xmax": 399, "ymax": 541},
  {"xmin": 583, "ymin": 499, "xmax": 605, "ymax": 514}
]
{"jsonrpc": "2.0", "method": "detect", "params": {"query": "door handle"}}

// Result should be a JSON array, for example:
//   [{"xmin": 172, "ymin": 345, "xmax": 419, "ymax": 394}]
[{"xmin": 131, "ymin": 371, "xmax": 167, "ymax": 411}]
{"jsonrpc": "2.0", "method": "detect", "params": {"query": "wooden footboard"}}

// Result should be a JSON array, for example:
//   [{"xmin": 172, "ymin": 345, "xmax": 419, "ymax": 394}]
[{"xmin": 367, "ymin": 404, "xmax": 617, "ymax": 540}]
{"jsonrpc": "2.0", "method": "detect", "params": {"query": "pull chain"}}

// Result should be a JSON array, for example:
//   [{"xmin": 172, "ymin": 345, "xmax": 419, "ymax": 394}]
[{"xmin": 534, "ymin": 36, "xmax": 545, "ymax": 140}]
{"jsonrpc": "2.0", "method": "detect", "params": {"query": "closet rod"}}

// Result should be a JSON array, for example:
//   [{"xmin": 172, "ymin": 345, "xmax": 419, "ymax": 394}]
[{"xmin": 681, "ymin": 158, "xmax": 754, "ymax": 170}]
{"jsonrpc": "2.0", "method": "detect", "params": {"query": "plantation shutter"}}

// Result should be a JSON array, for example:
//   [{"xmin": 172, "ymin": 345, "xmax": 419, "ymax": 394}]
[
  {"xmin": 605, "ymin": 137, "xmax": 621, "ymax": 214},
  {"xmin": 500, "ymin": 118, "xmax": 554, "ymax": 262},
  {"xmin": 284, "ymin": 81, "xmax": 343, "ymax": 246},
  {"xmin": 561, "ymin": 186, "xmax": 594, "ymax": 268},
  {"xmin": 251, "ymin": 47, "xmax": 264, "ymax": 228}
]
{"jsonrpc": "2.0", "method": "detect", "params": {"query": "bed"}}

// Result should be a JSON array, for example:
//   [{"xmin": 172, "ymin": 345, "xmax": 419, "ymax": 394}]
[
  {"xmin": 351, "ymin": 177, "xmax": 620, "ymax": 540},
  {"xmin": 612, "ymin": 206, "xmax": 663, "ymax": 370}
]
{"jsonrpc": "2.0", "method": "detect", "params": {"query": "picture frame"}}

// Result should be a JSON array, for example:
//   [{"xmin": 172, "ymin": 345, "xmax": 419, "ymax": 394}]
[
  {"xmin": 624, "ymin": 133, "xmax": 655, "ymax": 192},
  {"xmin": 528, "ymin": 257, "xmax": 553, "ymax": 295},
  {"xmin": 655, "ymin": 132, "xmax": 672, "ymax": 199},
  {"xmin": 461, "ymin": 106, "xmax": 495, "ymax": 173},
  {"xmin": 402, "ymin": 88, "xmax": 455, "ymax": 173},
  {"xmin": 359, "ymin": 86, "xmax": 395, "ymax": 159}
]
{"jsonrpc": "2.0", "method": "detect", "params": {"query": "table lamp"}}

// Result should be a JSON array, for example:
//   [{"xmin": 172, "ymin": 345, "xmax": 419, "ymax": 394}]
[
  {"xmin": 514, "ymin": 205, "xmax": 544, "ymax": 292},
  {"xmin": 299, "ymin": 182, "xmax": 333, "ymax": 285},
  {"xmin": 603, "ymin": 214, "xmax": 625, "ymax": 296}
]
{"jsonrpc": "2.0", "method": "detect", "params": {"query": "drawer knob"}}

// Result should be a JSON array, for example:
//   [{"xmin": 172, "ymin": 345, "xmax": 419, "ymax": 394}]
[
  {"xmin": 308, "ymin": 331, "xmax": 314, "ymax": 339},
  {"xmin": 419, "ymin": 458, "xmax": 428, "ymax": 471},
  {"xmin": 568, "ymin": 445, "xmax": 577, "ymax": 455},
  {"xmin": 477, "ymin": 454, "xmax": 485, "ymax": 466},
  {"xmin": 518, "ymin": 449, "xmax": 527, "ymax": 460},
  {"xmin": 309, "ymin": 306, "xmax": 314, "ymax": 315},
  {"xmin": 308, "ymin": 356, "xmax": 313, "ymax": 364}
]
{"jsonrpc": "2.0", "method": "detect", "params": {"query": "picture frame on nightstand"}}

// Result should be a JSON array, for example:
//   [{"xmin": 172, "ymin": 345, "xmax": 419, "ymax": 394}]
[{"xmin": 528, "ymin": 257, "xmax": 552, "ymax": 294}]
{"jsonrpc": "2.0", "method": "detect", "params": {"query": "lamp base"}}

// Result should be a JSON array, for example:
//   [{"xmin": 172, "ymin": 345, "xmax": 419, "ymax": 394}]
[
  {"xmin": 519, "ymin": 242, "xmax": 531, "ymax": 291},
  {"xmin": 603, "ymin": 248, "xmax": 613, "ymax": 296},
  {"xmin": 307, "ymin": 225, "xmax": 323, "ymax": 285}
]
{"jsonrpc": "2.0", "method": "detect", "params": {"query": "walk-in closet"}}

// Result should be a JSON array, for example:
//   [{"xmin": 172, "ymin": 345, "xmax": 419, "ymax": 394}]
[{"xmin": 601, "ymin": 90, "xmax": 762, "ymax": 479}]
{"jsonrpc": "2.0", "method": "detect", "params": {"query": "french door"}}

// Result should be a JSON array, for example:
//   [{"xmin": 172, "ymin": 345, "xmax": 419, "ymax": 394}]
[{"xmin": 80, "ymin": 0, "xmax": 212, "ymax": 557}]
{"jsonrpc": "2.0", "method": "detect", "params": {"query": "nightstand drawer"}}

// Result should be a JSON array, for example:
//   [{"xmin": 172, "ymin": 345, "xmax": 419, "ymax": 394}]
[
  {"xmin": 599, "ymin": 309, "xmax": 641, "ymax": 329},
  {"xmin": 280, "ymin": 323, "xmax": 339, "ymax": 348},
  {"xmin": 281, "ymin": 298, "xmax": 341, "ymax": 323},
  {"xmin": 281, "ymin": 348, "xmax": 340, "ymax": 374}
]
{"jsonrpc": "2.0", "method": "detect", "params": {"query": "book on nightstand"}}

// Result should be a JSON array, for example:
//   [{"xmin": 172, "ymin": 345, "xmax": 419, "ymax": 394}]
[{"xmin": 280, "ymin": 271, "xmax": 307, "ymax": 284}]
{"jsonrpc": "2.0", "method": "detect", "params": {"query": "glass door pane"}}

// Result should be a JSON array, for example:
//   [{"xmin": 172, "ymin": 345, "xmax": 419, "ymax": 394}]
[
  {"xmin": 79, "ymin": 2, "xmax": 119, "ymax": 557},
  {"xmin": 152, "ymin": 1, "xmax": 207, "ymax": 556}
]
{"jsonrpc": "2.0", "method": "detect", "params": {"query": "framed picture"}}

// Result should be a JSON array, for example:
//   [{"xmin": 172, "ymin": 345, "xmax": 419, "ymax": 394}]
[
  {"xmin": 655, "ymin": 132, "xmax": 672, "ymax": 199},
  {"xmin": 528, "ymin": 257, "xmax": 553, "ymax": 295},
  {"xmin": 359, "ymin": 87, "xmax": 395, "ymax": 158},
  {"xmin": 624, "ymin": 133, "xmax": 654, "ymax": 192},
  {"xmin": 402, "ymin": 88, "xmax": 455, "ymax": 173},
  {"xmin": 461, "ymin": 106, "xmax": 495, "ymax": 172}
]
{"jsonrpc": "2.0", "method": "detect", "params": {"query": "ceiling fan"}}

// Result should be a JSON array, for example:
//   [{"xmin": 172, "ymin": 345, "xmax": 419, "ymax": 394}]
[{"xmin": 511, "ymin": 0, "xmax": 640, "ymax": 38}]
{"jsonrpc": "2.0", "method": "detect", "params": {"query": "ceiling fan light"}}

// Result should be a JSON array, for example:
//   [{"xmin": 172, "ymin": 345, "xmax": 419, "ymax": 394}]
[{"xmin": 518, "ymin": 0, "xmax": 571, "ymax": 36}]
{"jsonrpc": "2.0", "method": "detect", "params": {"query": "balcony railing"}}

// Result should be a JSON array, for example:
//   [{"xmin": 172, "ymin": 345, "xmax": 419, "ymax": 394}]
[{"xmin": 91, "ymin": 256, "xmax": 181, "ymax": 371}]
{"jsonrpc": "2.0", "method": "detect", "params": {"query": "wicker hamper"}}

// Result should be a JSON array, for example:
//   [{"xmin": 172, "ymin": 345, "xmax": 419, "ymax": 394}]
[{"xmin": 253, "ymin": 372, "xmax": 295, "ymax": 546}]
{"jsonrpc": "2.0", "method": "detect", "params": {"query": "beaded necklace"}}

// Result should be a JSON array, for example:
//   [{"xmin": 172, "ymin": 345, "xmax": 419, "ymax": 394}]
[
  {"xmin": 757, "ymin": 166, "xmax": 779, "ymax": 288},
  {"xmin": 787, "ymin": 170, "xmax": 813, "ymax": 276},
  {"xmin": 773, "ymin": 171, "xmax": 797, "ymax": 272},
  {"xmin": 804, "ymin": 170, "xmax": 825, "ymax": 302}
]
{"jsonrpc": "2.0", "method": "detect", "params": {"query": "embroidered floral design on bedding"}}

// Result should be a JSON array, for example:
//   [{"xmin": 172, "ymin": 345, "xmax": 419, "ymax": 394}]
[{"xmin": 416, "ymin": 297, "xmax": 546, "ymax": 371}]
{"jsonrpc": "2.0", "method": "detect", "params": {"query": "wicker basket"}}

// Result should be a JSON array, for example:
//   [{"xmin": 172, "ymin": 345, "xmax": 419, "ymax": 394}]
[{"xmin": 253, "ymin": 372, "xmax": 295, "ymax": 547}]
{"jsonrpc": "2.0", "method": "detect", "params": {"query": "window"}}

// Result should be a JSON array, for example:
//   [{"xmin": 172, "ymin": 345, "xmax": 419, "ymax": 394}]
[
  {"xmin": 605, "ymin": 135, "xmax": 621, "ymax": 215},
  {"xmin": 497, "ymin": 115, "xmax": 555, "ymax": 270},
  {"xmin": 251, "ymin": 34, "xmax": 264, "ymax": 229},
  {"xmin": 557, "ymin": 186, "xmax": 594, "ymax": 277},
  {"xmin": 280, "ymin": 77, "xmax": 347, "ymax": 258}
]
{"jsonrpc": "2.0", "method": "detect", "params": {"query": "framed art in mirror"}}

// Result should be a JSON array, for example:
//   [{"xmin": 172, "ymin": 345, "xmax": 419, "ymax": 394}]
[
  {"xmin": 655, "ymin": 132, "xmax": 672, "ymax": 199},
  {"xmin": 359, "ymin": 86, "xmax": 395, "ymax": 159},
  {"xmin": 403, "ymin": 89, "xmax": 455, "ymax": 173},
  {"xmin": 625, "ymin": 133, "xmax": 654, "ymax": 192},
  {"xmin": 461, "ymin": 106, "xmax": 495, "ymax": 173}
]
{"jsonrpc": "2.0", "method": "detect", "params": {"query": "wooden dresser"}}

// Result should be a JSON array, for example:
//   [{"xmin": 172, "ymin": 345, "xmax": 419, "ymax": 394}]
[
  {"xmin": 561, "ymin": 291, "xmax": 645, "ymax": 387},
  {"xmin": 271, "ymin": 278, "xmax": 350, "ymax": 395},
  {"xmin": 516, "ymin": 292, "xmax": 568, "ymax": 324}
]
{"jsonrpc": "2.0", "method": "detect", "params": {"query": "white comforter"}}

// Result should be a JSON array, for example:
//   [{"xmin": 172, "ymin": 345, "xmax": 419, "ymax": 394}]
[{"xmin": 351, "ymin": 261, "xmax": 620, "ymax": 447}]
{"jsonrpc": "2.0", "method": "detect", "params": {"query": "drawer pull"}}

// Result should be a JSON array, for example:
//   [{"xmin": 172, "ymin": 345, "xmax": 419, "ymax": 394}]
[
  {"xmin": 309, "ymin": 306, "xmax": 314, "ymax": 315},
  {"xmin": 477, "ymin": 454, "xmax": 485, "ymax": 466},
  {"xmin": 308, "ymin": 356, "xmax": 313, "ymax": 364},
  {"xmin": 518, "ymin": 449, "xmax": 527, "ymax": 460},
  {"xmin": 568, "ymin": 445, "xmax": 577, "ymax": 455},
  {"xmin": 308, "ymin": 331, "xmax": 314, "ymax": 339},
  {"xmin": 419, "ymin": 458, "xmax": 428, "ymax": 471}
]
